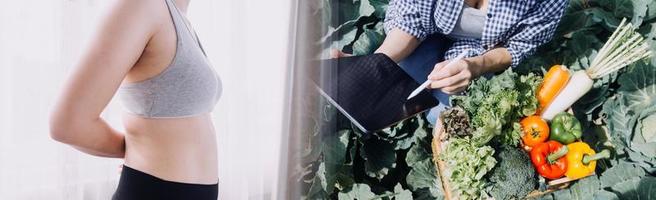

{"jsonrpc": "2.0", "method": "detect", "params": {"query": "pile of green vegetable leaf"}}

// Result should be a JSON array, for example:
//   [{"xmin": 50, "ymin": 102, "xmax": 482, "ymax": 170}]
[
  {"xmin": 441, "ymin": 137, "xmax": 496, "ymax": 199},
  {"xmin": 300, "ymin": 0, "xmax": 656, "ymax": 199},
  {"xmin": 440, "ymin": 69, "xmax": 542, "ymax": 199},
  {"xmin": 452, "ymin": 70, "xmax": 542, "ymax": 147}
]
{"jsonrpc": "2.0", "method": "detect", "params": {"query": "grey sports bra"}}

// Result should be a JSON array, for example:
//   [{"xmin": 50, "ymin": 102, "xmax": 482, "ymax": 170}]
[
  {"xmin": 118, "ymin": 0, "xmax": 222, "ymax": 118},
  {"xmin": 449, "ymin": 4, "xmax": 486, "ymax": 39}
]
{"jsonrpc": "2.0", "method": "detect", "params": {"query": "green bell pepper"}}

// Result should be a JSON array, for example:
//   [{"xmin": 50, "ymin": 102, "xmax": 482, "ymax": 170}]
[{"xmin": 549, "ymin": 112, "xmax": 582, "ymax": 144}]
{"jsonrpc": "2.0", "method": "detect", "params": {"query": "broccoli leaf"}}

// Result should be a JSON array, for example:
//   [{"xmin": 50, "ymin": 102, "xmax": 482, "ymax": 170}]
[
  {"xmin": 390, "ymin": 183, "xmax": 413, "ymax": 200},
  {"xmin": 358, "ymin": 0, "xmax": 375, "ymax": 18},
  {"xmin": 321, "ymin": 130, "xmax": 351, "ymax": 193},
  {"xmin": 369, "ymin": 0, "xmax": 389, "ymax": 19},
  {"xmin": 360, "ymin": 136, "xmax": 397, "ymax": 180},
  {"xmin": 337, "ymin": 183, "xmax": 377, "ymax": 200},
  {"xmin": 603, "ymin": 61, "xmax": 656, "ymax": 161},
  {"xmin": 610, "ymin": 176, "xmax": 656, "ymax": 199},
  {"xmin": 600, "ymin": 162, "xmax": 647, "ymax": 188},
  {"xmin": 569, "ymin": 176, "xmax": 603, "ymax": 200},
  {"xmin": 406, "ymin": 159, "xmax": 443, "ymax": 199},
  {"xmin": 352, "ymin": 23, "xmax": 385, "ymax": 55},
  {"xmin": 307, "ymin": 163, "xmax": 331, "ymax": 200},
  {"xmin": 405, "ymin": 135, "xmax": 431, "ymax": 168}
]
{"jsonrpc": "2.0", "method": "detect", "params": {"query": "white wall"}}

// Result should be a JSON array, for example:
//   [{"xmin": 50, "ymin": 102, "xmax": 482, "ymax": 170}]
[
  {"xmin": 0, "ymin": 0, "xmax": 290, "ymax": 199},
  {"xmin": 191, "ymin": 0, "xmax": 290, "ymax": 199}
]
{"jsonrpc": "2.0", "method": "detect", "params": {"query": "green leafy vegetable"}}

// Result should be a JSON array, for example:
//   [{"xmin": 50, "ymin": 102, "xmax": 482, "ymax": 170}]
[
  {"xmin": 337, "ymin": 184, "xmax": 376, "ymax": 200},
  {"xmin": 603, "ymin": 61, "xmax": 656, "ymax": 162},
  {"xmin": 391, "ymin": 183, "xmax": 414, "ymax": 199},
  {"xmin": 452, "ymin": 69, "xmax": 542, "ymax": 147},
  {"xmin": 360, "ymin": 136, "xmax": 397, "ymax": 180},
  {"xmin": 563, "ymin": 175, "xmax": 603, "ymax": 200},
  {"xmin": 442, "ymin": 137, "xmax": 496, "ymax": 199},
  {"xmin": 610, "ymin": 176, "xmax": 656, "ymax": 199},
  {"xmin": 406, "ymin": 159, "xmax": 444, "ymax": 199},
  {"xmin": 321, "ymin": 130, "xmax": 351, "ymax": 193}
]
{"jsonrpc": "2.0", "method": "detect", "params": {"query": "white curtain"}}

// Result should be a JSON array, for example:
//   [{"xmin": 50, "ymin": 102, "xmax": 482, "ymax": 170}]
[{"xmin": 0, "ymin": 0, "xmax": 290, "ymax": 199}]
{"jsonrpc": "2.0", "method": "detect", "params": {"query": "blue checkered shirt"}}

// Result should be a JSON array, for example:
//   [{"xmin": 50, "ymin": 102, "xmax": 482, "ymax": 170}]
[{"xmin": 384, "ymin": 0, "xmax": 568, "ymax": 67}]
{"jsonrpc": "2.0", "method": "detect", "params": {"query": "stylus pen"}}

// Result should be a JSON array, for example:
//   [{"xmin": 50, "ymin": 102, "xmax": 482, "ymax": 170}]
[{"xmin": 406, "ymin": 49, "xmax": 469, "ymax": 100}]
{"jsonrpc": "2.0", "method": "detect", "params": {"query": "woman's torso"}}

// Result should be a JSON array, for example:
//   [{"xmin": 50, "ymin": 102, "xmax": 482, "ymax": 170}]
[
  {"xmin": 118, "ymin": 0, "xmax": 220, "ymax": 184},
  {"xmin": 122, "ymin": 114, "xmax": 218, "ymax": 184}
]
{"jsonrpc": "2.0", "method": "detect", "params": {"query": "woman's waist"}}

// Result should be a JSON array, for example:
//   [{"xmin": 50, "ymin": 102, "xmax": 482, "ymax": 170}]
[
  {"xmin": 122, "ymin": 113, "xmax": 217, "ymax": 151},
  {"xmin": 121, "ymin": 113, "xmax": 218, "ymax": 184},
  {"xmin": 123, "ymin": 144, "xmax": 218, "ymax": 184}
]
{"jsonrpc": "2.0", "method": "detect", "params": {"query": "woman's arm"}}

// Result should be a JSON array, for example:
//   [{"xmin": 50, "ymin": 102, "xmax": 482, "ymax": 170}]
[
  {"xmin": 374, "ymin": 28, "xmax": 420, "ymax": 62},
  {"xmin": 466, "ymin": 47, "xmax": 512, "ymax": 77},
  {"xmin": 332, "ymin": 28, "xmax": 420, "ymax": 62},
  {"xmin": 374, "ymin": 0, "xmax": 435, "ymax": 62},
  {"xmin": 467, "ymin": 47, "xmax": 512, "ymax": 77},
  {"xmin": 49, "ymin": 0, "xmax": 162, "ymax": 158}
]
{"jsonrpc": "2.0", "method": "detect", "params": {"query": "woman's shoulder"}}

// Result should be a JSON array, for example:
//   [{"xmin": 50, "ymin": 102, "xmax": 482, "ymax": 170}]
[
  {"xmin": 102, "ymin": 0, "xmax": 172, "ymax": 32},
  {"xmin": 107, "ymin": 0, "xmax": 170, "ymax": 20}
]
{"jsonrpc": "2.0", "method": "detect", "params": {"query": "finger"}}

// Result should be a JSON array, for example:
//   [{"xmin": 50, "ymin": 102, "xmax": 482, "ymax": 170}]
[
  {"xmin": 431, "ymin": 69, "xmax": 473, "ymax": 89},
  {"xmin": 427, "ymin": 61, "xmax": 449, "ymax": 80},
  {"xmin": 429, "ymin": 60, "xmax": 466, "ymax": 80},
  {"xmin": 441, "ymin": 86, "xmax": 466, "ymax": 95},
  {"xmin": 444, "ymin": 73, "xmax": 471, "ymax": 94},
  {"xmin": 429, "ymin": 76, "xmax": 463, "ymax": 89},
  {"xmin": 441, "ymin": 82, "xmax": 469, "ymax": 94},
  {"xmin": 330, "ymin": 49, "xmax": 341, "ymax": 58},
  {"xmin": 330, "ymin": 49, "xmax": 351, "ymax": 58}
]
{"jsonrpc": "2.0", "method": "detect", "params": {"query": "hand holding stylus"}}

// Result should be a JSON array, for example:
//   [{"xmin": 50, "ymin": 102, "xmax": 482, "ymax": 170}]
[
  {"xmin": 427, "ymin": 50, "xmax": 473, "ymax": 94},
  {"xmin": 407, "ymin": 50, "xmax": 469, "ymax": 99}
]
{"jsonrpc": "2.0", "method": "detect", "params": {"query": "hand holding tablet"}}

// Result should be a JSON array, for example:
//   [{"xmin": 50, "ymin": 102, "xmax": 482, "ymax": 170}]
[{"xmin": 311, "ymin": 53, "xmax": 439, "ymax": 134}]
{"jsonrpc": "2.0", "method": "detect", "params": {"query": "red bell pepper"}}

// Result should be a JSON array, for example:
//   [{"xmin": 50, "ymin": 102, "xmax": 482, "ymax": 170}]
[{"xmin": 530, "ymin": 140, "xmax": 568, "ymax": 179}]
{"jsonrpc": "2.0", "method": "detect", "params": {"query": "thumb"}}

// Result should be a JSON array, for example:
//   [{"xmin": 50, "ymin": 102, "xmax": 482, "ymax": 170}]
[{"xmin": 330, "ymin": 49, "xmax": 351, "ymax": 58}]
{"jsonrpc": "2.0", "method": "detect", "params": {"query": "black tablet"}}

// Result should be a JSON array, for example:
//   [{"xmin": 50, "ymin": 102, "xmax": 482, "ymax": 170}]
[{"xmin": 311, "ymin": 53, "xmax": 439, "ymax": 133}]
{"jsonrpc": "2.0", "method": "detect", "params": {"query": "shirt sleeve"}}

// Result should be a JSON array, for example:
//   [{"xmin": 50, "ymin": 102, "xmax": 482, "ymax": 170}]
[
  {"xmin": 444, "ymin": 39, "xmax": 485, "ymax": 60},
  {"xmin": 384, "ymin": 0, "xmax": 431, "ymax": 41},
  {"xmin": 503, "ymin": 0, "xmax": 569, "ymax": 68}
]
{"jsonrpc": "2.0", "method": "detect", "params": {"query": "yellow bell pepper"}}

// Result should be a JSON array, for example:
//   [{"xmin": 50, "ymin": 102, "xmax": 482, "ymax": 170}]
[{"xmin": 564, "ymin": 142, "xmax": 611, "ymax": 179}]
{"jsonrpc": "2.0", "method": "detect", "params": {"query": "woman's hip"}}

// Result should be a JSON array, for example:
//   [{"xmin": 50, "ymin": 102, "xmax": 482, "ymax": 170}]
[
  {"xmin": 122, "ymin": 118, "xmax": 219, "ymax": 184},
  {"xmin": 122, "ymin": 140, "xmax": 219, "ymax": 185},
  {"xmin": 113, "ymin": 165, "xmax": 218, "ymax": 200}
]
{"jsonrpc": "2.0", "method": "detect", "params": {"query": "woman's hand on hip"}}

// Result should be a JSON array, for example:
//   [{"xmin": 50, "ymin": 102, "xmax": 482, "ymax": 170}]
[{"xmin": 427, "ymin": 58, "xmax": 480, "ymax": 95}]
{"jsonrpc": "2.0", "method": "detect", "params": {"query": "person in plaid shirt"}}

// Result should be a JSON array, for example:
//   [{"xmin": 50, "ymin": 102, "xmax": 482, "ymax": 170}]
[{"xmin": 342, "ymin": 0, "xmax": 569, "ymax": 125}]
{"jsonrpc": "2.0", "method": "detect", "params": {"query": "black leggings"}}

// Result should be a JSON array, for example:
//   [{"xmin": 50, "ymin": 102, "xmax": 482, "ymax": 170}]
[{"xmin": 113, "ymin": 165, "xmax": 218, "ymax": 200}]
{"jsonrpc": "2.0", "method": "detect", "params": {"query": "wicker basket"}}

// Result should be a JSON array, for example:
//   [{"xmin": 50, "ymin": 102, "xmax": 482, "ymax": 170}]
[{"xmin": 430, "ymin": 113, "xmax": 593, "ymax": 200}]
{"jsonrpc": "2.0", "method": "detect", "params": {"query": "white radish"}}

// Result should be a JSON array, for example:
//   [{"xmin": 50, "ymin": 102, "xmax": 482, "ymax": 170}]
[
  {"xmin": 540, "ymin": 18, "xmax": 652, "ymax": 120},
  {"xmin": 541, "ymin": 71, "xmax": 593, "ymax": 120}
]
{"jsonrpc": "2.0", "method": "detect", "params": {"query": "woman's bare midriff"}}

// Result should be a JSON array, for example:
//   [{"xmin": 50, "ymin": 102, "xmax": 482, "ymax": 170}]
[{"xmin": 122, "ymin": 113, "xmax": 218, "ymax": 184}]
